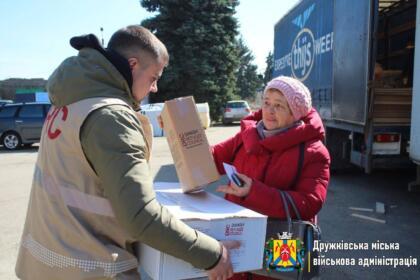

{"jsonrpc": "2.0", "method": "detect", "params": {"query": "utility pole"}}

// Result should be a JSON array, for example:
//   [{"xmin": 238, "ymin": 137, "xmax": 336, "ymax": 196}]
[{"xmin": 100, "ymin": 27, "xmax": 104, "ymax": 46}]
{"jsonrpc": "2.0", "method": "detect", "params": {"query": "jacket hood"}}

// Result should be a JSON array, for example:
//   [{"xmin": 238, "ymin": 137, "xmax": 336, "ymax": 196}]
[
  {"xmin": 240, "ymin": 108, "xmax": 325, "ymax": 154},
  {"xmin": 47, "ymin": 34, "xmax": 138, "ymax": 108}
]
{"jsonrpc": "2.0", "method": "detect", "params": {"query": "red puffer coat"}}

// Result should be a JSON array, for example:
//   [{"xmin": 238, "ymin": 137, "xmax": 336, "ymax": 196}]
[
  {"xmin": 213, "ymin": 108, "xmax": 330, "ymax": 220},
  {"xmin": 212, "ymin": 108, "xmax": 330, "ymax": 279}
]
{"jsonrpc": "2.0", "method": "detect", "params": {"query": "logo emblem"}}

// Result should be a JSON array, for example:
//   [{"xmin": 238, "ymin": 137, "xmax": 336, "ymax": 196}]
[
  {"xmin": 45, "ymin": 106, "xmax": 68, "ymax": 140},
  {"xmin": 264, "ymin": 232, "xmax": 305, "ymax": 272},
  {"xmin": 292, "ymin": 3, "xmax": 315, "ymax": 29},
  {"xmin": 291, "ymin": 28, "xmax": 315, "ymax": 82}
]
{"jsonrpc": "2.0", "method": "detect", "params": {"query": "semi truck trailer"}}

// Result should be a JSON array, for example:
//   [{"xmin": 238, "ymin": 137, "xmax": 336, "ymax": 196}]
[{"xmin": 273, "ymin": 0, "xmax": 417, "ymax": 173}]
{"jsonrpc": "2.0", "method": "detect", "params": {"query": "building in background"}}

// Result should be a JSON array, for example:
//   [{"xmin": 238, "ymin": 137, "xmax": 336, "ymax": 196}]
[{"xmin": 14, "ymin": 88, "xmax": 49, "ymax": 103}]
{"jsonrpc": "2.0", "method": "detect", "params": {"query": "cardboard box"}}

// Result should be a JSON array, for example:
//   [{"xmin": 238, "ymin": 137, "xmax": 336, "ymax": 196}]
[
  {"xmin": 161, "ymin": 96, "xmax": 219, "ymax": 192},
  {"xmin": 138, "ymin": 182, "xmax": 267, "ymax": 280}
]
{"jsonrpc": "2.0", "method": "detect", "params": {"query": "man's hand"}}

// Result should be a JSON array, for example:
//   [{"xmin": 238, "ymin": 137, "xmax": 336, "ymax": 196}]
[{"xmin": 206, "ymin": 240, "xmax": 241, "ymax": 280}]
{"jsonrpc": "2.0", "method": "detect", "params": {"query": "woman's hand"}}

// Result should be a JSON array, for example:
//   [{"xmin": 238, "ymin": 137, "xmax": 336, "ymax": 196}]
[{"xmin": 216, "ymin": 173, "xmax": 252, "ymax": 198}]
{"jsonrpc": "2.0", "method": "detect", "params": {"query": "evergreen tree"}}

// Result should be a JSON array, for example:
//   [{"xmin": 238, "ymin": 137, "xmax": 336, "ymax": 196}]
[
  {"xmin": 140, "ymin": 0, "xmax": 240, "ymax": 120},
  {"xmin": 235, "ymin": 38, "xmax": 263, "ymax": 100},
  {"xmin": 263, "ymin": 51, "xmax": 274, "ymax": 84}
]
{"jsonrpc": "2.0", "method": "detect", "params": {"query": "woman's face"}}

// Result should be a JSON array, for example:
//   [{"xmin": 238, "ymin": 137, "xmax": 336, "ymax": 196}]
[{"xmin": 262, "ymin": 89, "xmax": 295, "ymax": 130}]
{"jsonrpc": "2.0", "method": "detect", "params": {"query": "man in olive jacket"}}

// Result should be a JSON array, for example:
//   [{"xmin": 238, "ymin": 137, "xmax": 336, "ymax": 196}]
[{"xmin": 15, "ymin": 25, "xmax": 237, "ymax": 280}]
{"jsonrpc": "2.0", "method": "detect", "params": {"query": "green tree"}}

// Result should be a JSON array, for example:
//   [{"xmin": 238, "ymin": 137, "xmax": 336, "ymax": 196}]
[
  {"xmin": 140, "ymin": 0, "xmax": 240, "ymax": 120},
  {"xmin": 235, "ymin": 38, "xmax": 262, "ymax": 100},
  {"xmin": 263, "ymin": 51, "xmax": 274, "ymax": 84}
]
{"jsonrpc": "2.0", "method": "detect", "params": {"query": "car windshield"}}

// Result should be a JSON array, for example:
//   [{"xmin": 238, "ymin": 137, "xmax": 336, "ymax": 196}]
[{"xmin": 227, "ymin": 102, "xmax": 248, "ymax": 108}]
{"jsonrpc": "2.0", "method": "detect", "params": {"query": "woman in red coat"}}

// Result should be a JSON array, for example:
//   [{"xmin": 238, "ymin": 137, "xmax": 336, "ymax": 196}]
[{"xmin": 212, "ymin": 75, "xmax": 330, "ymax": 280}]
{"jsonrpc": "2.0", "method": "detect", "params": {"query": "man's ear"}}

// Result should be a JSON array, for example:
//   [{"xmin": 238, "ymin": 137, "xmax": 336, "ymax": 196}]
[{"xmin": 127, "ymin": 57, "xmax": 138, "ymax": 70}]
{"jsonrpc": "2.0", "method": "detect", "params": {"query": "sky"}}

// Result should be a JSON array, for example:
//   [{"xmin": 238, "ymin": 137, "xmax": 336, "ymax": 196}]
[{"xmin": 0, "ymin": 0, "xmax": 300, "ymax": 80}]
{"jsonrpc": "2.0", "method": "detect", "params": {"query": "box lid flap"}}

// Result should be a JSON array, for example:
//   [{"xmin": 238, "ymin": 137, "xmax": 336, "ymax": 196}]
[{"xmin": 153, "ymin": 182, "xmax": 267, "ymax": 220}]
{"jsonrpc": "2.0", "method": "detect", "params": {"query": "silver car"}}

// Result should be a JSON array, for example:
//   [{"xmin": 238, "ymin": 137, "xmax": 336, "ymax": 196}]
[
  {"xmin": 222, "ymin": 100, "xmax": 251, "ymax": 124},
  {"xmin": 0, "ymin": 102, "xmax": 51, "ymax": 150}
]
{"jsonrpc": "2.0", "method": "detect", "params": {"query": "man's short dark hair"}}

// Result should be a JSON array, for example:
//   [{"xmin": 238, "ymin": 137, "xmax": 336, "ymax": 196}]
[{"xmin": 108, "ymin": 25, "xmax": 169, "ymax": 65}]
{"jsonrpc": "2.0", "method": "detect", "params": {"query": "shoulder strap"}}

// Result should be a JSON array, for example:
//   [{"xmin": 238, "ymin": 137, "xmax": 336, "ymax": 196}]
[
  {"xmin": 231, "ymin": 141, "xmax": 244, "ymax": 163},
  {"xmin": 280, "ymin": 191, "xmax": 293, "ymax": 233},
  {"xmin": 284, "ymin": 191, "xmax": 301, "ymax": 220},
  {"xmin": 288, "ymin": 142, "xmax": 305, "ymax": 189},
  {"xmin": 280, "ymin": 142, "xmax": 305, "ymax": 220}
]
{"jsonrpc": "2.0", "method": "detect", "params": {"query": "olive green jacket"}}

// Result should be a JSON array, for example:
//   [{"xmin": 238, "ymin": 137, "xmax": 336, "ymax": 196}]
[{"xmin": 47, "ymin": 48, "xmax": 221, "ymax": 269}]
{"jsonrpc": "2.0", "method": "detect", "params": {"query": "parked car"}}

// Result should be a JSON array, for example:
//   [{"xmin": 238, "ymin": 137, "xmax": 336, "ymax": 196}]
[
  {"xmin": 222, "ymin": 100, "xmax": 251, "ymax": 124},
  {"xmin": 0, "ymin": 99, "xmax": 13, "ymax": 106},
  {"xmin": 0, "ymin": 102, "xmax": 51, "ymax": 150}
]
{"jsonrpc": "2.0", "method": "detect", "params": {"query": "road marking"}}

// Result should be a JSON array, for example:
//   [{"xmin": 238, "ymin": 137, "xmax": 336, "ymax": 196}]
[
  {"xmin": 349, "ymin": 207, "xmax": 373, "ymax": 212},
  {"xmin": 351, "ymin": 213, "xmax": 386, "ymax": 224}
]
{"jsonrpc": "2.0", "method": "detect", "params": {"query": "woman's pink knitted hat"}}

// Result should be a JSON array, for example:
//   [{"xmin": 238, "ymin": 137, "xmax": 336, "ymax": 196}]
[{"xmin": 264, "ymin": 76, "xmax": 312, "ymax": 121}]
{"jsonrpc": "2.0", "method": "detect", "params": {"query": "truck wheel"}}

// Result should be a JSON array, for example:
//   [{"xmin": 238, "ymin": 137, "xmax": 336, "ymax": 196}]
[
  {"xmin": 2, "ymin": 131, "xmax": 22, "ymax": 150},
  {"xmin": 326, "ymin": 128, "xmax": 353, "ymax": 171}
]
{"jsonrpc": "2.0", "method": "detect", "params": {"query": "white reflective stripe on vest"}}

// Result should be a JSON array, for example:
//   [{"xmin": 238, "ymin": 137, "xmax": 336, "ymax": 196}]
[
  {"xmin": 35, "ymin": 165, "xmax": 115, "ymax": 217},
  {"xmin": 21, "ymin": 234, "xmax": 138, "ymax": 277}
]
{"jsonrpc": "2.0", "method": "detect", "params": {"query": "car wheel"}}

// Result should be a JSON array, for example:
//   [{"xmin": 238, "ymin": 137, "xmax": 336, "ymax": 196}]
[{"xmin": 2, "ymin": 131, "xmax": 22, "ymax": 150}]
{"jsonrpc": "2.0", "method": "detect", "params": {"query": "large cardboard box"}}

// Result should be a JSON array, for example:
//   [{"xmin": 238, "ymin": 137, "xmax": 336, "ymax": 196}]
[
  {"xmin": 138, "ymin": 182, "xmax": 267, "ymax": 280},
  {"xmin": 161, "ymin": 96, "xmax": 219, "ymax": 192}
]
